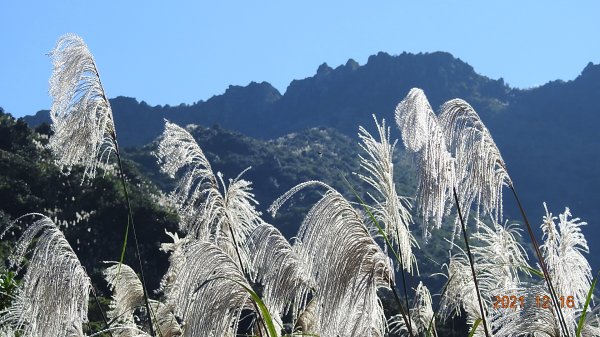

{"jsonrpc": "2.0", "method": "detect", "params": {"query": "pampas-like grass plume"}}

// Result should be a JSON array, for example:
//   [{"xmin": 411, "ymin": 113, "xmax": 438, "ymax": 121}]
[
  {"xmin": 155, "ymin": 121, "xmax": 219, "ymax": 239},
  {"xmin": 512, "ymin": 204, "xmax": 600, "ymax": 337},
  {"xmin": 150, "ymin": 301, "xmax": 182, "ymax": 337},
  {"xmin": 270, "ymin": 181, "xmax": 392, "ymax": 337},
  {"xmin": 103, "ymin": 263, "xmax": 145, "ymax": 326},
  {"xmin": 440, "ymin": 221, "xmax": 529, "ymax": 337},
  {"xmin": 438, "ymin": 99, "xmax": 511, "ymax": 226},
  {"xmin": 541, "ymin": 203, "xmax": 592, "ymax": 304},
  {"xmin": 0, "ymin": 326, "xmax": 15, "ymax": 337},
  {"xmin": 161, "ymin": 240, "xmax": 252, "ymax": 337},
  {"xmin": 0, "ymin": 214, "xmax": 91, "ymax": 337},
  {"xmin": 395, "ymin": 88, "xmax": 455, "ymax": 237},
  {"xmin": 48, "ymin": 33, "xmax": 117, "ymax": 180},
  {"xmin": 155, "ymin": 121, "xmax": 262, "ymax": 271},
  {"xmin": 247, "ymin": 224, "xmax": 312, "ymax": 327},
  {"xmin": 357, "ymin": 115, "xmax": 417, "ymax": 273},
  {"xmin": 389, "ymin": 282, "xmax": 435, "ymax": 336}
]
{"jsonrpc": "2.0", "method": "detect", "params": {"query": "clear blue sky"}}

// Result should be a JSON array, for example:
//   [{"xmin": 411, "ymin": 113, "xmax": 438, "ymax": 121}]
[{"xmin": 1, "ymin": 1, "xmax": 598, "ymax": 117}]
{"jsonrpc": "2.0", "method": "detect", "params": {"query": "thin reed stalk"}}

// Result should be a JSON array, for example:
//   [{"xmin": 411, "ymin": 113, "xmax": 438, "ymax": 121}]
[
  {"xmin": 113, "ymin": 144, "xmax": 158, "ymax": 337},
  {"xmin": 453, "ymin": 188, "xmax": 490, "ymax": 337},
  {"xmin": 90, "ymin": 286, "xmax": 114, "ymax": 337},
  {"xmin": 509, "ymin": 184, "xmax": 570, "ymax": 337},
  {"xmin": 342, "ymin": 175, "xmax": 415, "ymax": 337}
]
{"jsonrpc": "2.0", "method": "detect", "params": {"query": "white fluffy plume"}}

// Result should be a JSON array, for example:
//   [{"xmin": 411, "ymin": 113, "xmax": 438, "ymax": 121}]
[
  {"xmin": 389, "ymin": 282, "xmax": 435, "ymax": 336},
  {"xmin": 161, "ymin": 241, "xmax": 252, "ymax": 337},
  {"xmin": 540, "ymin": 204, "xmax": 592, "ymax": 307},
  {"xmin": 48, "ymin": 34, "xmax": 117, "ymax": 180},
  {"xmin": 440, "ymin": 222, "xmax": 529, "ymax": 337},
  {"xmin": 270, "ymin": 182, "xmax": 392, "ymax": 337},
  {"xmin": 0, "ymin": 214, "xmax": 91, "ymax": 337},
  {"xmin": 106, "ymin": 264, "xmax": 182, "ymax": 337},
  {"xmin": 155, "ymin": 121, "xmax": 219, "ymax": 239},
  {"xmin": 103, "ymin": 263, "xmax": 146, "ymax": 325},
  {"xmin": 395, "ymin": 88, "xmax": 455, "ymax": 237},
  {"xmin": 357, "ymin": 115, "xmax": 417, "ymax": 273},
  {"xmin": 155, "ymin": 121, "xmax": 262, "ymax": 271},
  {"xmin": 438, "ymin": 99, "xmax": 511, "ymax": 225},
  {"xmin": 247, "ymin": 224, "xmax": 312, "ymax": 326}
]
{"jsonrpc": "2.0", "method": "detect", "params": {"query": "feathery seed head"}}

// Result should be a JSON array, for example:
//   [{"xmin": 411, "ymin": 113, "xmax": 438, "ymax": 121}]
[
  {"xmin": 439, "ymin": 98, "xmax": 511, "ymax": 224},
  {"xmin": 48, "ymin": 34, "xmax": 117, "ymax": 181},
  {"xmin": 1, "ymin": 214, "xmax": 90, "ymax": 337},
  {"xmin": 357, "ymin": 115, "xmax": 417, "ymax": 273},
  {"xmin": 395, "ymin": 88, "xmax": 455, "ymax": 236}
]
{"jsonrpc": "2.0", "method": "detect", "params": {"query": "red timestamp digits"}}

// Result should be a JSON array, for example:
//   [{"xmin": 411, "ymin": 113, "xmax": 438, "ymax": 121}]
[
  {"xmin": 493, "ymin": 295, "xmax": 525, "ymax": 309},
  {"xmin": 493, "ymin": 295, "xmax": 575, "ymax": 310}
]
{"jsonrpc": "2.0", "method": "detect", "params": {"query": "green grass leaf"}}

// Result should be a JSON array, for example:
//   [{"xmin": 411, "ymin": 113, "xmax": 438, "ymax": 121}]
[
  {"xmin": 234, "ymin": 280, "xmax": 279, "ymax": 337},
  {"xmin": 520, "ymin": 265, "xmax": 544, "ymax": 278},
  {"xmin": 577, "ymin": 270, "xmax": 600, "ymax": 337},
  {"xmin": 468, "ymin": 318, "xmax": 482, "ymax": 337}
]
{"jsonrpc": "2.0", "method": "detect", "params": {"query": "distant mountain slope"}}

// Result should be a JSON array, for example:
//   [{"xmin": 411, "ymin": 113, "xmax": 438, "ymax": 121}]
[
  {"xmin": 124, "ymin": 124, "xmax": 419, "ymax": 238},
  {"xmin": 25, "ymin": 51, "xmax": 510, "ymax": 147},
  {"xmin": 488, "ymin": 62, "xmax": 600, "ymax": 233},
  {"xmin": 23, "ymin": 51, "xmax": 600, "ymax": 262}
]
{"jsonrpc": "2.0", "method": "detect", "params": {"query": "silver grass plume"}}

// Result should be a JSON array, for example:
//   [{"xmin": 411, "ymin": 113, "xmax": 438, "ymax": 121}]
[
  {"xmin": 102, "ymin": 324, "xmax": 150, "ymax": 337},
  {"xmin": 155, "ymin": 120, "xmax": 219, "ymax": 239},
  {"xmin": 217, "ymin": 169, "xmax": 264, "ymax": 270},
  {"xmin": 48, "ymin": 34, "xmax": 117, "ymax": 180},
  {"xmin": 155, "ymin": 121, "xmax": 262, "ymax": 271},
  {"xmin": 158, "ymin": 231, "xmax": 188, "ymax": 295},
  {"xmin": 518, "ymin": 285, "xmax": 600, "ymax": 337},
  {"xmin": 540, "ymin": 203, "xmax": 592, "ymax": 305},
  {"xmin": 438, "ymin": 99, "xmax": 511, "ymax": 226},
  {"xmin": 270, "ymin": 181, "xmax": 392, "ymax": 337},
  {"xmin": 0, "ymin": 214, "xmax": 91, "ymax": 337},
  {"xmin": 94, "ymin": 325, "xmax": 152, "ymax": 337},
  {"xmin": 247, "ymin": 224, "xmax": 312, "ymax": 327},
  {"xmin": 471, "ymin": 222, "xmax": 529, "ymax": 291},
  {"xmin": 161, "ymin": 240, "xmax": 252, "ymax": 337},
  {"xmin": 472, "ymin": 222, "xmax": 529, "ymax": 337},
  {"xmin": 103, "ymin": 263, "xmax": 182, "ymax": 337},
  {"xmin": 395, "ymin": 88, "xmax": 455, "ymax": 237},
  {"xmin": 295, "ymin": 299, "xmax": 317, "ymax": 334},
  {"xmin": 0, "ymin": 327, "xmax": 14, "ymax": 337},
  {"xmin": 440, "ymin": 222, "xmax": 529, "ymax": 337},
  {"xmin": 389, "ymin": 282, "xmax": 435, "ymax": 336},
  {"xmin": 150, "ymin": 301, "xmax": 182, "ymax": 337},
  {"xmin": 357, "ymin": 115, "xmax": 417, "ymax": 273},
  {"xmin": 103, "ymin": 263, "xmax": 145, "ymax": 326},
  {"xmin": 439, "ymin": 254, "xmax": 487, "ymax": 337}
]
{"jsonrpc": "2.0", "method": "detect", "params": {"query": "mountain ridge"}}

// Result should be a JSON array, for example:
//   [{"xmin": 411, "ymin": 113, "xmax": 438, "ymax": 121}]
[
  {"xmin": 25, "ymin": 51, "xmax": 512, "ymax": 144},
  {"xmin": 21, "ymin": 52, "xmax": 600, "ymax": 257}
]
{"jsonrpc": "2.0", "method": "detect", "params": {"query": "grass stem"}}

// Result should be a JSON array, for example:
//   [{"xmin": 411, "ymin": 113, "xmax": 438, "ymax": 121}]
[
  {"xmin": 453, "ymin": 188, "xmax": 490, "ymax": 337},
  {"xmin": 509, "ymin": 184, "xmax": 570, "ymax": 337},
  {"xmin": 114, "ymin": 145, "xmax": 157, "ymax": 337}
]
